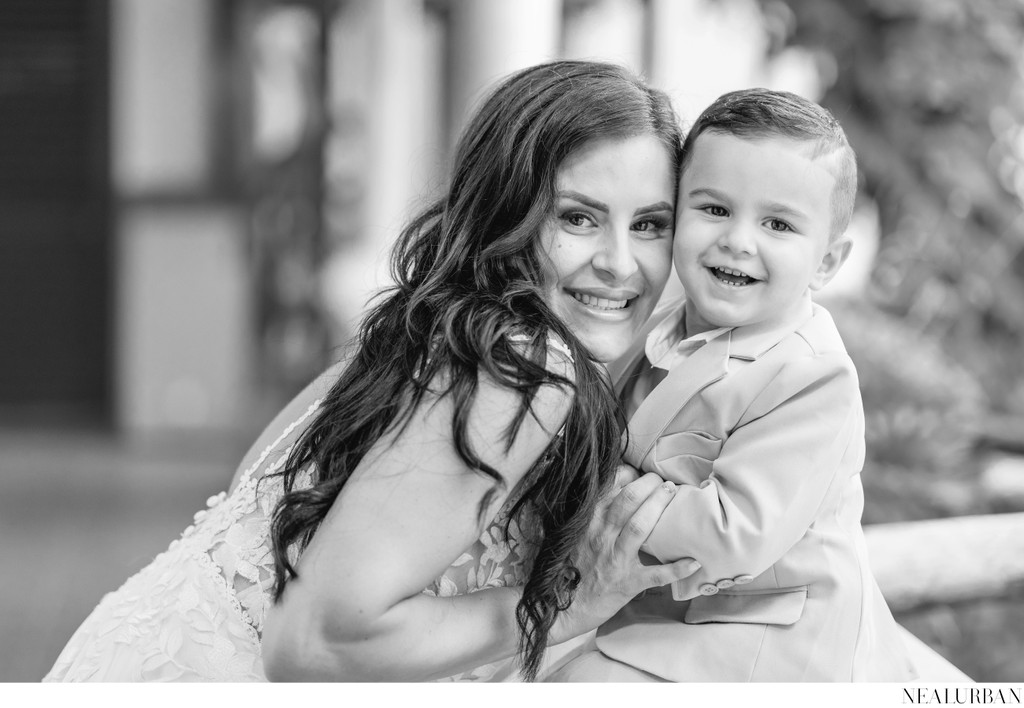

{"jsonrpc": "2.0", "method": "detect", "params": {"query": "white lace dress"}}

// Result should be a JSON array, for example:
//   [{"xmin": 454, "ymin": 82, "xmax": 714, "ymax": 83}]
[{"xmin": 43, "ymin": 398, "xmax": 538, "ymax": 682}]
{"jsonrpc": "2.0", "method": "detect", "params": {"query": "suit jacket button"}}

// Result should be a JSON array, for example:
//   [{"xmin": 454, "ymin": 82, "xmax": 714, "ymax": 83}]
[
  {"xmin": 715, "ymin": 579, "xmax": 735, "ymax": 589},
  {"xmin": 698, "ymin": 583, "xmax": 719, "ymax": 595},
  {"xmin": 733, "ymin": 574, "xmax": 754, "ymax": 585}
]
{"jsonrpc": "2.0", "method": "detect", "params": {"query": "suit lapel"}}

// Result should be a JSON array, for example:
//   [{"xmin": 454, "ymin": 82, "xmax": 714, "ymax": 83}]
[
  {"xmin": 609, "ymin": 341, "xmax": 648, "ymax": 398},
  {"xmin": 607, "ymin": 298, "xmax": 683, "ymax": 396},
  {"xmin": 618, "ymin": 296, "xmax": 816, "ymax": 469},
  {"xmin": 624, "ymin": 329, "xmax": 732, "ymax": 468}
]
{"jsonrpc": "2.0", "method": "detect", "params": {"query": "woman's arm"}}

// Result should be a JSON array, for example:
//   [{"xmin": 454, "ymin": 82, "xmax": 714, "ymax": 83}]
[
  {"xmin": 265, "ymin": 575, "xmax": 524, "ymax": 681},
  {"xmin": 261, "ymin": 363, "xmax": 569, "ymax": 681},
  {"xmin": 261, "ymin": 366, "xmax": 699, "ymax": 681}
]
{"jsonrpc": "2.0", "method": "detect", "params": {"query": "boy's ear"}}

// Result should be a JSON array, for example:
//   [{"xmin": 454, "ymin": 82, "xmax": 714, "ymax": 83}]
[{"xmin": 809, "ymin": 236, "xmax": 853, "ymax": 292}]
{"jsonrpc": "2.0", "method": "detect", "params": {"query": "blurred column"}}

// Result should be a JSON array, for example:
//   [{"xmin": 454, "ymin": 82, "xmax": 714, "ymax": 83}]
[
  {"xmin": 362, "ymin": 0, "xmax": 445, "ymax": 242},
  {"xmin": 320, "ymin": 0, "xmax": 445, "ymax": 340},
  {"xmin": 446, "ymin": 0, "xmax": 562, "ymax": 142},
  {"xmin": 648, "ymin": 0, "xmax": 769, "ymax": 124},
  {"xmin": 111, "ymin": 0, "xmax": 213, "ymax": 193},
  {"xmin": 112, "ymin": 0, "xmax": 252, "ymax": 434},
  {"xmin": 562, "ymin": 0, "xmax": 644, "ymax": 73}
]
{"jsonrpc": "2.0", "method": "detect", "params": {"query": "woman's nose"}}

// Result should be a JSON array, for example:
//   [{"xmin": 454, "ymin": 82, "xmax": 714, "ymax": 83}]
[{"xmin": 592, "ymin": 229, "xmax": 639, "ymax": 280}]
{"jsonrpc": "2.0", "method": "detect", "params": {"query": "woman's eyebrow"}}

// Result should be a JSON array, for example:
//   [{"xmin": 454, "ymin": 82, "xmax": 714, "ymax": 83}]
[
  {"xmin": 635, "ymin": 201, "xmax": 673, "ymax": 215},
  {"xmin": 558, "ymin": 190, "xmax": 608, "ymax": 213},
  {"xmin": 557, "ymin": 193, "xmax": 673, "ymax": 216}
]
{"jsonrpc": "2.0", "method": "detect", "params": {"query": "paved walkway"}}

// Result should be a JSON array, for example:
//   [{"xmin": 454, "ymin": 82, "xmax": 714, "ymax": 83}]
[{"xmin": 0, "ymin": 427, "xmax": 249, "ymax": 681}]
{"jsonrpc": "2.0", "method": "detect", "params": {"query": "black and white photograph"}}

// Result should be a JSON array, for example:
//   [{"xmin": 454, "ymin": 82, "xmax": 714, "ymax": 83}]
[{"xmin": 1, "ymin": 0, "xmax": 1023, "ymax": 701}]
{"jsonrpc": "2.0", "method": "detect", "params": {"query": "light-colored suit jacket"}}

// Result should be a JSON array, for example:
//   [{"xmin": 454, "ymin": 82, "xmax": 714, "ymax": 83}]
[{"xmin": 596, "ymin": 298, "xmax": 916, "ymax": 682}]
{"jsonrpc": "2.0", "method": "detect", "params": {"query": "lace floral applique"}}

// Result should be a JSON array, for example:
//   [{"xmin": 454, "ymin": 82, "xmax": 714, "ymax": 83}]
[
  {"xmin": 175, "ymin": 401, "xmax": 323, "ymax": 645},
  {"xmin": 426, "ymin": 498, "xmax": 539, "ymax": 682}
]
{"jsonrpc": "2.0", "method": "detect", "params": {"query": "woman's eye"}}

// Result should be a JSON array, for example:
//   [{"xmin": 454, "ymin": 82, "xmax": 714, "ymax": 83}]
[
  {"xmin": 562, "ymin": 212, "xmax": 593, "ymax": 228},
  {"xmin": 702, "ymin": 205, "xmax": 728, "ymax": 217},
  {"xmin": 633, "ymin": 217, "xmax": 671, "ymax": 234},
  {"xmin": 767, "ymin": 218, "xmax": 793, "ymax": 233}
]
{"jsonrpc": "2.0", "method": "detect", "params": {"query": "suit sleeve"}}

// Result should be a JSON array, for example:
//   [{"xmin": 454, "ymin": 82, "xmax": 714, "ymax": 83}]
[{"xmin": 641, "ymin": 350, "xmax": 864, "ymax": 598}]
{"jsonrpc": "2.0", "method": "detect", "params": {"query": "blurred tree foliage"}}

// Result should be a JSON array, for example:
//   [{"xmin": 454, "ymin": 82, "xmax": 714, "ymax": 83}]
[
  {"xmin": 827, "ymin": 298, "xmax": 987, "ymax": 522},
  {"xmin": 759, "ymin": 0, "xmax": 1024, "ymax": 419}
]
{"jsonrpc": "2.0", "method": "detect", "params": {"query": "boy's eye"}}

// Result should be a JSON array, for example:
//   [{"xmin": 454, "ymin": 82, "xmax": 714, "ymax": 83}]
[
  {"xmin": 767, "ymin": 218, "xmax": 793, "ymax": 233},
  {"xmin": 702, "ymin": 205, "xmax": 728, "ymax": 217}
]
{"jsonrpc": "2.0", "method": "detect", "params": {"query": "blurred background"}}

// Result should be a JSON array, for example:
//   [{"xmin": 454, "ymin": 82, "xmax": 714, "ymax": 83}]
[{"xmin": 1, "ymin": 0, "xmax": 1023, "ymax": 683}]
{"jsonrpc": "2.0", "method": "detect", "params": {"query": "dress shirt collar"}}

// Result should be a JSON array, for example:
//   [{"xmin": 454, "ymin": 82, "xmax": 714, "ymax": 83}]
[
  {"xmin": 643, "ymin": 294, "xmax": 816, "ymax": 372},
  {"xmin": 644, "ymin": 306, "xmax": 730, "ymax": 372}
]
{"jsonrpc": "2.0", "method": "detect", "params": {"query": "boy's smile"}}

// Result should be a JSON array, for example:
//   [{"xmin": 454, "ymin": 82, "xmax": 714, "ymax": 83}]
[
  {"xmin": 707, "ymin": 265, "xmax": 760, "ymax": 287},
  {"xmin": 674, "ymin": 132, "xmax": 850, "ymax": 337}
]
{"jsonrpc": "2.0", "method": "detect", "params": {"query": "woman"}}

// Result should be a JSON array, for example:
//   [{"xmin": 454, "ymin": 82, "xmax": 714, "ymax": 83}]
[{"xmin": 44, "ymin": 60, "xmax": 694, "ymax": 683}]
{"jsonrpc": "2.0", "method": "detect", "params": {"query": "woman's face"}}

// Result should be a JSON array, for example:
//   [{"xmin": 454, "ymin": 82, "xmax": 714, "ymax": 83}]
[{"xmin": 538, "ymin": 134, "xmax": 675, "ymax": 363}]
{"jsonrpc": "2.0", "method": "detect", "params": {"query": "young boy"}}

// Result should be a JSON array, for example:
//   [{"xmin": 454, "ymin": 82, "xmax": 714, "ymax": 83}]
[{"xmin": 550, "ymin": 89, "xmax": 917, "ymax": 682}]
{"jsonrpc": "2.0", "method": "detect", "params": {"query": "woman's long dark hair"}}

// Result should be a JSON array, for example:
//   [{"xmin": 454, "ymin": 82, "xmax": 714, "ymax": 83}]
[{"xmin": 267, "ymin": 60, "xmax": 682, "ymax": 681}]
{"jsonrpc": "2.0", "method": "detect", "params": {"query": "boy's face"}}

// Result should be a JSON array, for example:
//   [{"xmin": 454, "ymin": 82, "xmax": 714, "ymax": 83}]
[{"xmin": 674, "ymin": 132, "xmax": 851, "ymax": 336}]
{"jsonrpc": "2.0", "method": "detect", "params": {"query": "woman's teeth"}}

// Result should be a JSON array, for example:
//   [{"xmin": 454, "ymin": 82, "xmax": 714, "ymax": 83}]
[
  {"xmin": 710, "ymin": 266, "xmax": 756, "ymax": 286},
  {"xmin": 571, "ymin": 292, "xmax": 629, "ymax": 310}
]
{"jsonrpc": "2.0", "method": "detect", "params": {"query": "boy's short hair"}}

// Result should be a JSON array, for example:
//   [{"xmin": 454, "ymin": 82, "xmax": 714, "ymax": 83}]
[{"xmin": 681, "ymin": 88, "xmax": 858, "ymax": 240}]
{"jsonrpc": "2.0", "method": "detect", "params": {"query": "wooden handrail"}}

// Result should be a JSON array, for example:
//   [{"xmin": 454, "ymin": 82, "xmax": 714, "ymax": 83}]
[
  {"xmin": 865, "ymin": 512, "xmax": 1024, "ymax": 613},
  {"xmin": 973, "ymin": 415, "xmax": 1024, "ymax": 455}
]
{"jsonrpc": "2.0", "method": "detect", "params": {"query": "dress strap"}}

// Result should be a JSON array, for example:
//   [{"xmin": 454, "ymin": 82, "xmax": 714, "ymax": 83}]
[
  {"xmin": 238, "ymin": 398, "xmax": 323, "ymax": 487},
  {"xmin": 545, "ymin": 336, "xmax": 573, "ymax": 363},
  {"xmin": 506, "ymin": 332, "xmax": 574, "ymax": 364}
]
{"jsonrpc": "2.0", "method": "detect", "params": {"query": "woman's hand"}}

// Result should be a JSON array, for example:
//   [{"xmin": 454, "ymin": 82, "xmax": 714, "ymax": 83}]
[{"xmin": 549, "ymin": 465, "xmax": 701, "ymax": 645}]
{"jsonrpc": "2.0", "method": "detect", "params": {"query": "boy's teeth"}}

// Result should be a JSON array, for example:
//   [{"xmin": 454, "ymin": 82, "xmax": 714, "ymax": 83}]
[
  {"xmin": 711, "ymin": 266, "xmax": 756, "ymax": 286},
  {"xmin": 572, "ymin": 292, "xmax": 628, "ymax": 310}
]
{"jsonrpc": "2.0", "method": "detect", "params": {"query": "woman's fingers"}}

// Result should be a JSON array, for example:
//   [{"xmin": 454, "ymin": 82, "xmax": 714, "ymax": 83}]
[
  {"xmin": 594, "ymin": 464, "xmax": 641, "ymax": 519},
  {"xmin": 614, "ymin": 479, "xmax": 676, "ymax": 555},
  {"xmin": 602, "ymin": 472, "xmax": 665, "ymax": 529},
  {"xmin": 611, "ymin": 463, "xmax": 640, "ymax": 492},
  {"xmin": 549, "ymin": 472, "xmax": 702, "ymax": 644},
  {"xmin": 613, "ymin": 480, "xmax": 703, "ymax": 593}
]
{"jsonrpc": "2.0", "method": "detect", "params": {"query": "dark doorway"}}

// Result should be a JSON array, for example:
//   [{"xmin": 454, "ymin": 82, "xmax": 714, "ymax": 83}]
[{"xmin": 0, "ymin": 0, "xmax": 111, "ymax": 425}]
